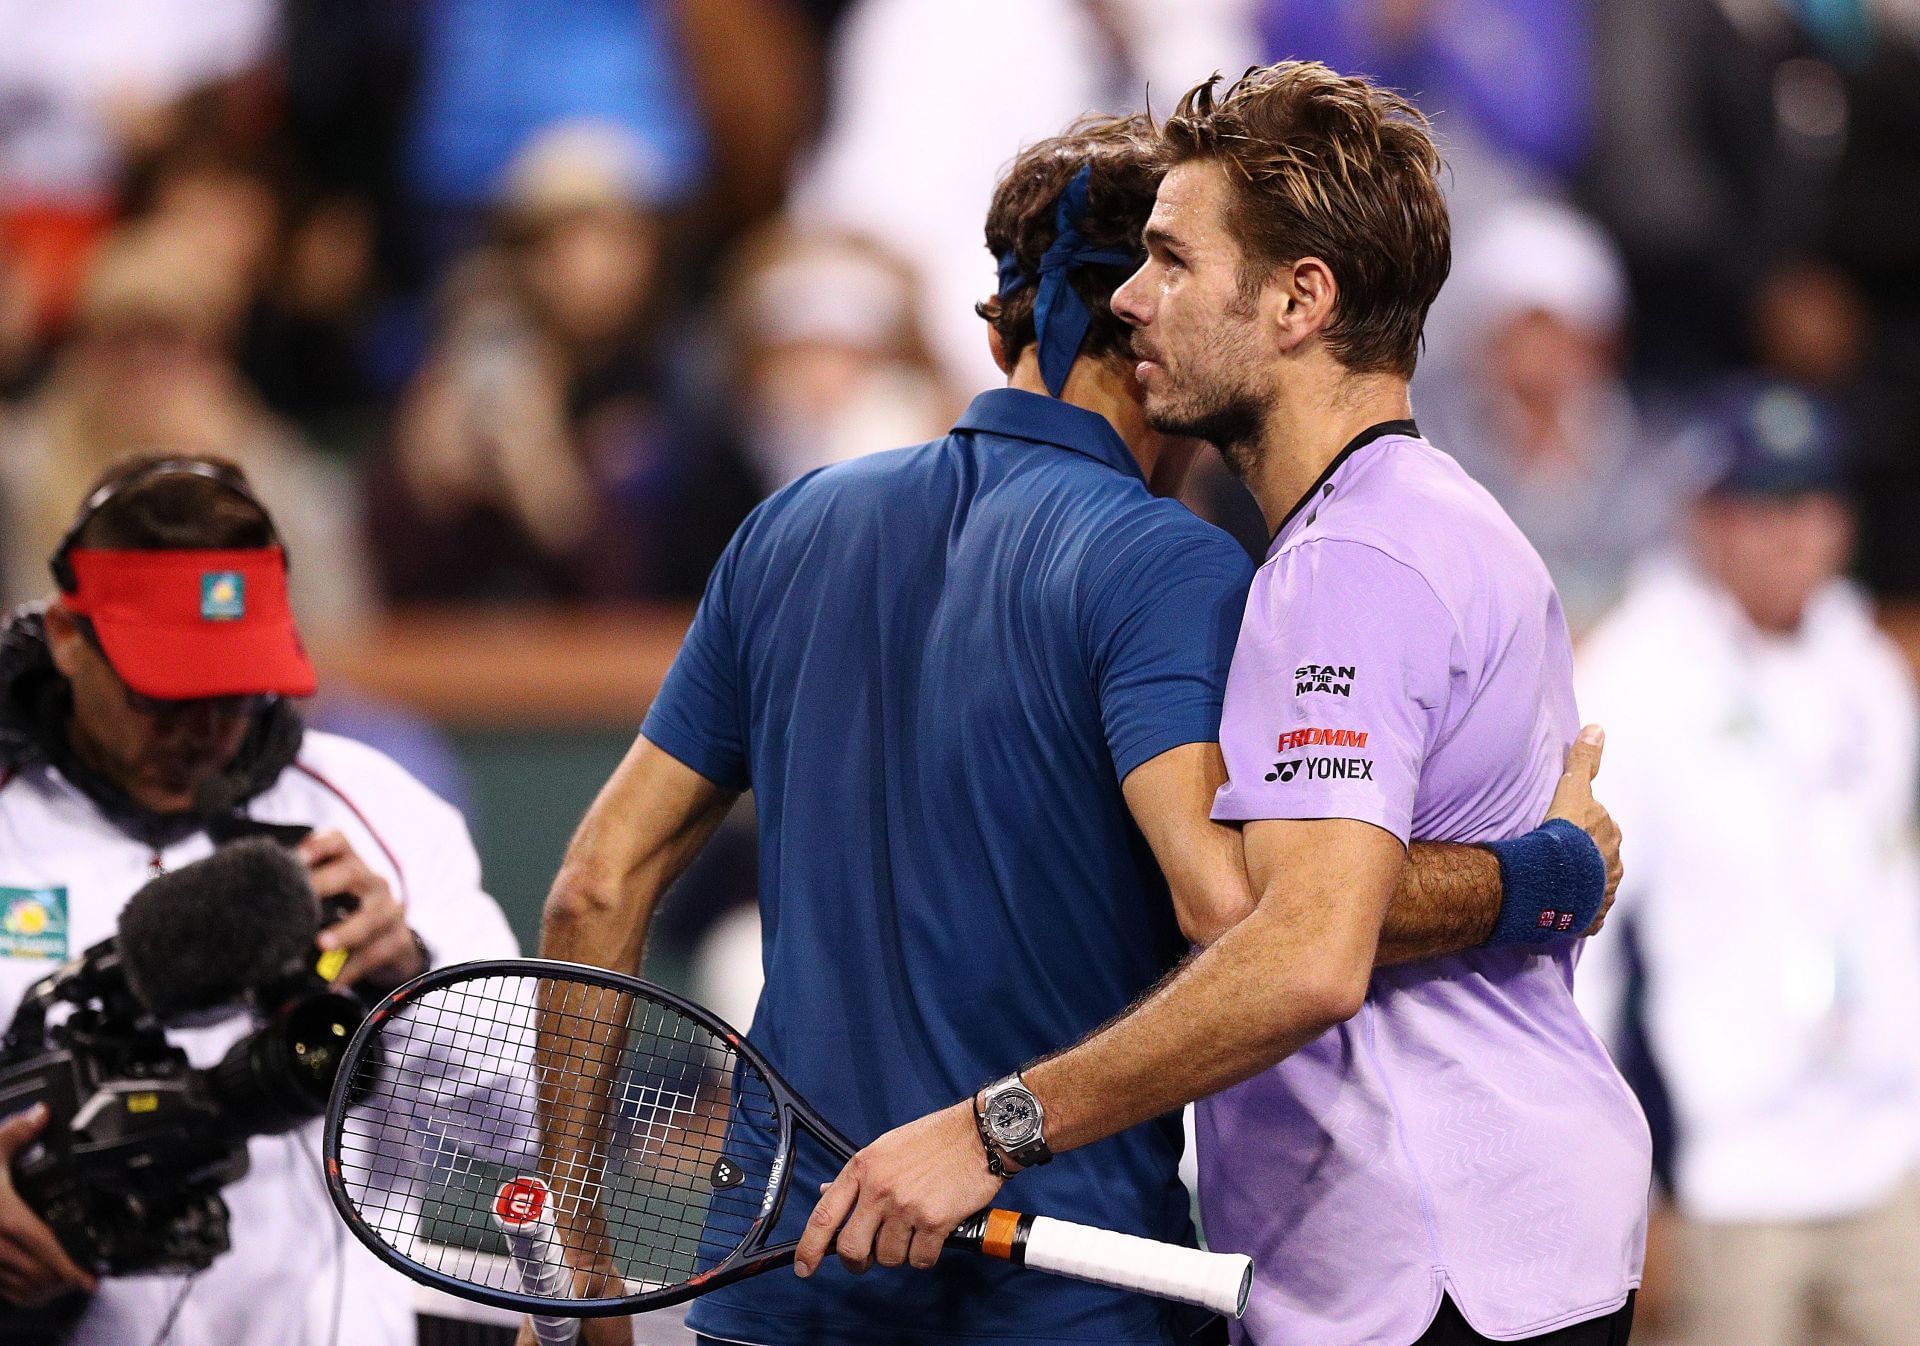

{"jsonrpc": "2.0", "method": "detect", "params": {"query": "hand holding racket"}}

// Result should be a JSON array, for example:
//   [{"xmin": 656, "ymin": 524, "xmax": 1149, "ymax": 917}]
[{"xmin": 322, "ymin": 959, "xmax": 1251, "ymax": 1336}]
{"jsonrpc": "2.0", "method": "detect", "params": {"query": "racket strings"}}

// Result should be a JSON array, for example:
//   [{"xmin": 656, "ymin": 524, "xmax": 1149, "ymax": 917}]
[{"xmin": 331, "ymin": 973, "xmax": 780, "ymax": 1303}]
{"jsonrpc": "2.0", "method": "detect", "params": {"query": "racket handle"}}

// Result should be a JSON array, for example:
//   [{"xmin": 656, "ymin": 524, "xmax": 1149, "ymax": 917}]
[
  {"xmin": 524, "ymin": 1313, "xmax": 580, "ymax": 1346},
  {"xmin": 499, "ymin": 1224, "xmax": 580, "ymax": 1345},
  {"xmin": 953, "ymin": 1209, "xmax": 1251, "ymax": 1318},
  {"xmin": 493, "ymin": 1178, "xmax": 581, "ymax": 1346}
]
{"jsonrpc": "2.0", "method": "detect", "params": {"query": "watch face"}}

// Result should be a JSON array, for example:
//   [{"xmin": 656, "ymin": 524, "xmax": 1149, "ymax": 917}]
[{"xmin": 987, "ymin": 1091, "xmax": 1040, "ymax": 1144}]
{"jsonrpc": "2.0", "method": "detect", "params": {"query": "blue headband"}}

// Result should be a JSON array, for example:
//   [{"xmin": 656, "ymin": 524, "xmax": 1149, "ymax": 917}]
[{"xmin": 994, "ymin": 165, "xmax": 1137, "ymax": 396}]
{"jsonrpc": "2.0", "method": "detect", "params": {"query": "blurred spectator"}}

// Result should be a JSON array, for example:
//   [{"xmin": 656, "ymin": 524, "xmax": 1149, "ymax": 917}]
[
  {"xmin": 1744, "ymin": 253, "xmax": 1920, "ymax": 600},
  {"xmin": 1576, "ymin": 380, "xmax": 1920, "ymax": 1346},
  {"xmin": 1749, "ymin": 255, "xmax": 1872, "ymax": 391},
  {"xmin": 791, "ymin": 0, "xmax": 1258, "ymax": 389},
  {"xmin": 1584, "ymin": 0, "xmax": 1920, "ymax": 382},
  {"xmin": 0, "ymin": 238, "xmax": 39, "ymax": 394},
  {"xmin": 0, "ymin": 0, "xmax": 276, "ymax": 337},
  {"xmin": 404, "ymin": 0, "xmax": 706, "ymax": 266},
  {"xmin": 11, "ymin": 60, "xmax": 392, "ymax": 458},
  {"xmin": 123, "ymin": 134, "xmax": 280, "ymax": 300},
  {"xmin": 666, "ymin": 0, "xmax": 825, "ymax": 236},
  {"xmin": 235, "ymin": 189, "xmax": 386, "ymax": 454},
  {"xmin": 0, "ymin": 221, "xmax": 373, "ymax": 638},
  {"xmin": 718, "ymin": 224, "xmax": 957, "ymax": 491},
  {"xmin": 277, "ymin": 0, "xmax": 419, "ymax": 248},
  {"xmin": 370, "ymin": 124, "xmax": 759, "ymax": 603},
  {"xmin": 1257, "ymin": 0, "xmax": 1591, "ymax": 188},
  {"xmin": 1420, "ymin": 199, "xmax": 1701, "ymax": 632}
]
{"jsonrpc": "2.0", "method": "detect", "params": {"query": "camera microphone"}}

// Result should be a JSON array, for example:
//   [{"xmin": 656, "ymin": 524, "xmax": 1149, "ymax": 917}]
[{"xmin": 116, "ymin": 838, "xmax": 321, "ymax": 1021}]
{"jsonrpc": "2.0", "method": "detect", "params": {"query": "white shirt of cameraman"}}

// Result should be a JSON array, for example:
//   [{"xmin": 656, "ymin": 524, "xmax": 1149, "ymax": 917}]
[{"xmin": 0, "ymin": 729, "xmax": 519, "ymax": 1346}]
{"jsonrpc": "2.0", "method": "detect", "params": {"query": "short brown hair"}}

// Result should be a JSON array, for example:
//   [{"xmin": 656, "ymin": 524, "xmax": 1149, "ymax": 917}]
[
  {"xmin": 1161, "ymin": 62, "xmax": 1450, "ymax": 378},
  {"xmin": 74, "ymin": 456, "xmax": 273, "ymax": 552},
  {"xmin": 977, "ymin": 114, "xmax": 1162, "ymax": 369}
]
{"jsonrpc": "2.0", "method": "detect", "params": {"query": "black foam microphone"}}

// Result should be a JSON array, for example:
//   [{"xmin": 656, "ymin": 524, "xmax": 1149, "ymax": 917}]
[{"xmin": 117, "ymin": 838, "xmax": 320, "ymax": 1020}]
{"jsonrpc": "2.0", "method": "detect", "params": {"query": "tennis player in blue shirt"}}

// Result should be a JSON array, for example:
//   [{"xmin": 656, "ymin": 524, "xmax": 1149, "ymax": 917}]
[{"xmin": 530, "ymin": 114, "xmax": 1619, "ymax": 1346}]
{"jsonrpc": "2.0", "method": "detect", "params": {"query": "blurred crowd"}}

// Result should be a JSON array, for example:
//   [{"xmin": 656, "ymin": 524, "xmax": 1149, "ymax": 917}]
[
  {"xmin": 5, "ymin": 1, "xmax": 1920, "ymax": 1341},
  {"xmin": 1, "ymin": 0, "xmax": 1917, "ymax": 624},
  {"xmin": 0, "ymin": 0, "xmax": 1912, "ymax": 633}
]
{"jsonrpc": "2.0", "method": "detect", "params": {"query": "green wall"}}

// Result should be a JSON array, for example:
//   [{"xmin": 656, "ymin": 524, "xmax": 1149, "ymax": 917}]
[{"xmin": 450, "ymin": 728, "xmax": 634, "ymax": 951}]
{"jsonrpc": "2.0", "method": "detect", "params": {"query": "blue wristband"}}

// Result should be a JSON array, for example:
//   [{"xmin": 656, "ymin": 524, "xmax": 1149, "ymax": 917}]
[{"xmin": 1482, "ymin": 818, "xmax": 1606, "ymax": 946}]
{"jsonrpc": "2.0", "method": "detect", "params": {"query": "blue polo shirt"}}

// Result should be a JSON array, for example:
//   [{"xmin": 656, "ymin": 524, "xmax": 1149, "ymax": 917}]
[{"xmin": 643, "ymin": 388, "xmax": 1254, "ymax": 1345}]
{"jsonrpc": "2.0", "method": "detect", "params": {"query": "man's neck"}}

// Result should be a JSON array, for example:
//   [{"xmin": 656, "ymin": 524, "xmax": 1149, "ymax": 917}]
[
  {"xmin": 1242, "ymin": 371, "xmax": 1414, "ymax": 534},
  {"xmin": 1006, "ymin": 351, "xmax": 1166, "ymax": 483}
]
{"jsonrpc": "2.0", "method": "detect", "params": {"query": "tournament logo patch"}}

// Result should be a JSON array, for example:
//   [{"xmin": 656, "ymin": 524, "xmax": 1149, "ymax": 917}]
[
  {"xmin": 0, "ymin": 887, "xmax": 69, "ymax": 959},
  {"xmin": 200, "ymin": 571, "xmax": 246, "ymax": 621}
]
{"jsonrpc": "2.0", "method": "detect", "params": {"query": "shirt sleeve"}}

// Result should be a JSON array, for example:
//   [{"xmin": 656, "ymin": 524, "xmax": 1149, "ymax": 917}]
[
  {"xmin": 1085, "ymin": 524, "xmax": 1254, "ymax": 783},
  {"xmin": 642, "ymin": 529, "xmax": 752, "ymax": 790},
  {"xmin": 1210, "ymin": 539, "xmax": 1456, "ymax": 843}
]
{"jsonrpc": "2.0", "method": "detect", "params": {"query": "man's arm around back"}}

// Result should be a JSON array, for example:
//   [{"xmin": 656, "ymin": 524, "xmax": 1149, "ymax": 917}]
[
  {"xmin": 1126, "ymin": 731, "xmax": 1618, "ymax": 954},
  {"xmin": 793, "ymin": 729, "xmax": 1618, "ymax": 1276}
]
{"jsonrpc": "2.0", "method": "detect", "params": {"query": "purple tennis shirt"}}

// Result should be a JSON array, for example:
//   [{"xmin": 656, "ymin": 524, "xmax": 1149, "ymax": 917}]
[{"xmin": 1204, "ymin": 424, "xmax": 1650, "ymax": 1345}]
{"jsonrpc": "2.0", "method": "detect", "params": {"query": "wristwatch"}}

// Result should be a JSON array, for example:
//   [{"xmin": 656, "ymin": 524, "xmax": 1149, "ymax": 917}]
[{"xmin": 973, "ymin": 1073, "xmax": 1052, "ymax": 1176}]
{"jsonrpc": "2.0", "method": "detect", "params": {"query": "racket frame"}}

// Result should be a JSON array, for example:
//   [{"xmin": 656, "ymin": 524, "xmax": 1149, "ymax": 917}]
[
  {"xmin": 324, "ymin": 958, "xmax": 1250, "ymax": 1323},
  {"xmin": 322, "ymin": 957, "xmax": 858, "ymax": 1319}
]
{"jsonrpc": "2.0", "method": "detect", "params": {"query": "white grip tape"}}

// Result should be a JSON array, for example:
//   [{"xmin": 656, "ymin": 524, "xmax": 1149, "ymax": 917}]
[
  {"xmin": 1022, "ymin": 1215, "xmax": 1253, "ymax": 1319},
  {"xmin": 494, "ymin": 1195, "xmax": 580, "ymax": 1346}
]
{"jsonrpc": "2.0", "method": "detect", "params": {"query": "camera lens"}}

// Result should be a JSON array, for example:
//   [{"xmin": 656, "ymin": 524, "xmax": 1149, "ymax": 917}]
[{"xmin": 206, "ymin": 992, "xmax": 365, "ymax": 1136}]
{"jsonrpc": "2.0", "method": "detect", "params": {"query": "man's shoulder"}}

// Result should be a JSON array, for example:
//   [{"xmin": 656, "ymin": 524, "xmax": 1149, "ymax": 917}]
[
  {"xmin": 1115, "ymin": 489, "xmax": 1250, "ymax": 551},
  {"xmin": 1084, "ymin": 500, "xmax": 1255, "ymax": 613},
  {"xmin": 746, "ymin": 436, "xmax": 1251, "ymax": 586},
  {"xmin": 759, "ymin": 440, "xmax": 950, "ymax": 513},
  {"xmin": 1328, "ymin": 435, "xmax": 1527, "ymax": 540},
  {"xmin": 1298, "ymin": 438, "xmax": 1553, "ymax": 603},
  {"xmin": 723, "ymin": 441, "xmax": 950, "ymax": 560}
]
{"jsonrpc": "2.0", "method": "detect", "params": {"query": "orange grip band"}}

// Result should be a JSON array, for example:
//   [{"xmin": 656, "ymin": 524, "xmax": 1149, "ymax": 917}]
[{"xmin": 980, "ymin": 1208, "xmax": 1023, "ymax": 1260}]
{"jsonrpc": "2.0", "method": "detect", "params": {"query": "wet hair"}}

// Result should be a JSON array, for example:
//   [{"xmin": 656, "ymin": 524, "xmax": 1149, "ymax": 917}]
[{"xmin": 1160, "ymin": 62, "xmax": 1451, "ymax": 378}]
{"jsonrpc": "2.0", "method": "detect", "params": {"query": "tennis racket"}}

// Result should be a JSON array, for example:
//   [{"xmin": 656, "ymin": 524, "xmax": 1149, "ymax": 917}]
[{"xmin": 322, "ymin": 958, "xmax": 1251, "ymax": 1340}]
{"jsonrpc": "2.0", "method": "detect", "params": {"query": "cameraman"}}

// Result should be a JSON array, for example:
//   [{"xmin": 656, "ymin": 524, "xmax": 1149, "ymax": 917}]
[{"xmin": 0, "ymin": 456, "xmax": 517, "ymax": 1344}]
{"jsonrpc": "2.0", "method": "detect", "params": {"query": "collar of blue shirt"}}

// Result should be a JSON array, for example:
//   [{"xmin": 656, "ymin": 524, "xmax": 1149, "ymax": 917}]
[{"xmin": 953, "ymin": 388, "xmax": 1145, "ymax": 484}]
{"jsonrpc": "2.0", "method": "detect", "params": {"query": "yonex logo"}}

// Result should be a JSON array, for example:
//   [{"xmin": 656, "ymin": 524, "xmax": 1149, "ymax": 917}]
[
  {"xmin": 711, "ymin": 1157, "xmax": 745, "ymax": 1191},
  {"xmin": 1265, "ymin": 756, "xmax": 1374, "ymax": 783},
  {"xmin": 761, "ymin": 1154, "xmax": 786, "ymax": 1217}
]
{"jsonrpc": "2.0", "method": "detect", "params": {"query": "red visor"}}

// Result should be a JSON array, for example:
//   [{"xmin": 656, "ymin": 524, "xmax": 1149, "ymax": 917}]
[{"xmin": 62, "ymin": 548, "xmax": 317, "ymax": 700}]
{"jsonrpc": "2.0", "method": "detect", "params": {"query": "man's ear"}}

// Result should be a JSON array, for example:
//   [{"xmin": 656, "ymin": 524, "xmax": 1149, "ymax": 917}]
[
  {"xmin": 42, "ymin": 601, "xmax": 83, "ymax": 678},
  {"xmin": 1272, "ymin": 256, "xmax": 1338, "ymax": 355},
  {"xmin": 987, "ymin": 321, "xmax": 1012, "ymax": 376}
]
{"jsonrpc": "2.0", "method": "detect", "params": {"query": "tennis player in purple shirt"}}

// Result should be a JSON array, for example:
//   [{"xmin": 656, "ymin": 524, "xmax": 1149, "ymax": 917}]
[{"xmin": 798, "ymin": 62, "xmax": 1652, "ymax": 1346}]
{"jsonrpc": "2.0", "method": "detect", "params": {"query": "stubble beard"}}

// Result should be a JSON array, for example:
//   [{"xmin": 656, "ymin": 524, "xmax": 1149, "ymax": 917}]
[
  {"xmin": 1144, "ymin": 380, "xmax": 1266, "ymax": 481},
  {"xmin": 1139, "ymin": 298, "xmax": 1268, "ymax": 479}
]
